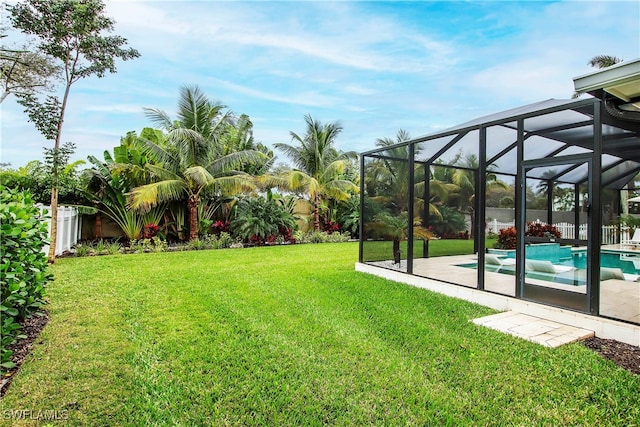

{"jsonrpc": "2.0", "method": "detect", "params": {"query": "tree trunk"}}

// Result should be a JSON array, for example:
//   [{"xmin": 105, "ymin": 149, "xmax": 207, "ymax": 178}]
[
  {"xmin": 94, "ymin": 211, "xmax": 103, "ymax": 239},
  {"xmin": 188, "ymin": 195, "xmax": 199, "ymax": 241},
  {"xmin": 46, "ymin": 187, "xmax": 58, "ymax": 263},
  {"xmin": 393, "ymin": 239, "xmax": 401, "ymax": 265},
  {"xmin": 314, "ymin": 196, "xmax": 320, "ymax": 231},
  {"xmin": 47, "ymin": 76, "xmax": 73, "ymax": 263}
]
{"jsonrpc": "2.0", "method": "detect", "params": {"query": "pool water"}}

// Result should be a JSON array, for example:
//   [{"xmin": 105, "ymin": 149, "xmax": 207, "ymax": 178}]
[{"xmin": 558, "ymin": 250, "xmax": 640, "ymax": 275}]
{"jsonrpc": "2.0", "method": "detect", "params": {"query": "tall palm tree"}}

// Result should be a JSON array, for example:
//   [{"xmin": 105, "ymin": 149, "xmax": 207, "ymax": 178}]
[
  {"xmin": 368, "ymin": 130, "xmax": 450, "ymax": 220},
  {"xmin": 451, "ymin": 153, "xmax": 507, "ymax": 239},
  {"xmin": 219, "ymin": 113, "xmax": 274, "ymax": 175},
  {"xmin": 128, "ymin": 86, "xmax": 265, "ymax": 240},
  {"xmin": 273, "ymin": 114, "xmax": 358, "ymax": 230}
]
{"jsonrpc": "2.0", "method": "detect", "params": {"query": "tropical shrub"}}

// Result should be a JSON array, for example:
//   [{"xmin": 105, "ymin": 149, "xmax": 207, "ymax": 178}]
[
  {"xmin": 127, "ymin": 237, "xmax": 168, "ymax": 253},
  {"xmin": 73, "ymin": 240, "xmax": 122, "ymax": 257},
  {"xmin": 494, "ymin": 222, "xmax": 562, "ymax": 250},
  {"xmin": 185, "ymin": 232, "xmax": 233, "ymax": 251},
  {"xmin": 0, "ymin": 186, "xmax": 52, "ymax": 371},
  {"xmin": 495, "ymin": 227, "xmax": 517, "ymax": 249},
  {"xmin": 211, "ymin": 220, "xmax": 231, "ymax": 236},
  {"xmin": 525, "ymin": 222, "xmax": 562, "ymax": 239},
  {"xmin": 429, "ymin": 206, "xmax": 467, "ymax": 238},
  {"xmin": 293, "ymin": 230, "xmax": 351, "ymax": 244},
  {"xmin": 336, "ymin": 196, "xmax": 360, "ymax": 238},
  {"xmin": 230, "ymin": 197, "xmax": 297, "ymax": 245},
  {"xmin": 322, "ymin": 220, "xmax": 341, "ymax": 234},
  {"xmin": 143, "ymin": 223, "xmax": 160, "ymax": 239}
]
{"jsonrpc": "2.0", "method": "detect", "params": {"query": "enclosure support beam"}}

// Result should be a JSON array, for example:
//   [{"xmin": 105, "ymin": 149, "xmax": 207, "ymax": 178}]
[
  {"xmin": 407, "ymin": 144, "xmax": 415, "ymax": 274},
  {"xmin": 588, "ymin": 102, "xmax": 603, "ymax": 316},
  {"xmin": 477, "ymin": 126, "xmax": 487, "ymax": 291},
  {"xmin": 515, "ymin": 119, "xmax": 525, "ymax": 298}
]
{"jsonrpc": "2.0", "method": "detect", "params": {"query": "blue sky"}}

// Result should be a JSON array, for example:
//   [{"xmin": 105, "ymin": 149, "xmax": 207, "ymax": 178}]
[{"xmin": 1, "ymin": 0, "xmax": 639, "ymax": 168}]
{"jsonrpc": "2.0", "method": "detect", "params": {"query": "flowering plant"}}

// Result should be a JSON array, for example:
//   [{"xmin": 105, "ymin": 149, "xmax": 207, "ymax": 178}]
[
  {"xmin": 211, "ymin": 220, "xmax": 230, "ymax": 236},
  {"xmin": 143, "ymin": 223, "xmax": 160, "ymax": 239}
]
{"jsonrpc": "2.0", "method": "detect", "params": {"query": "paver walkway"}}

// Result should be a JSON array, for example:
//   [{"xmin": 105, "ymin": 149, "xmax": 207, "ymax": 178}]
[{"xmin": 472, "ymin": 311, "xmax": 594, "ymax": 347}]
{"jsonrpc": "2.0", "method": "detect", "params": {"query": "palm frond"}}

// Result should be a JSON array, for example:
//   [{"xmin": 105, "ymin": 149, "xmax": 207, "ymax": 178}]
[
  {"xmin": 274, "ymin": 142, "xmax": 306, "ymax": 170},
  {"xmin": 135, "ymin": 133, "xmax": 180, "ymax": 171},
  {"xmin": 588, "ymin": 55, "xmax": 622, "ymax": 69},
  {"xmin": 167, "ymin": 128, "xmax": 208, "ymax": 167},
  {"xmin": 322, "ymin": 179, "xmax": 359, "ymax": 201},
  {"xmin": 206, "ymin": 150, "xmax": 266, "ymax": 175},
  {"xmin": 143, "ymin": 107, "xmax": 175, "ymax": 132},
  {"xmin": 183, "ymin": 165, "xmax": 215, "ymax": 189},
  {"xmin": 210, "ymin": 175, "xmax": 256, "ymax": 195},
  {"xmin": 145, "ymin": 163, "xmax": 182, "ymax": 182},
  {"xmin": 128, "ymin": 180, "xmax": 186, "ymax": 212},
  {"xmin": 256, "ymin": 173, "xmax": 292, "ymax": 191}
]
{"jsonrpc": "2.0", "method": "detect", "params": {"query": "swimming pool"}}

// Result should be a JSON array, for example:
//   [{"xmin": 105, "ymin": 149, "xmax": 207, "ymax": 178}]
[
  {"xmin": 488, "ymin": 244, "xmax": 640, "ymax": 275},
  {"xmin": 459, "ymin": 247, "xmax": 640, "ymax": 286},
  {"xmin": 548, "ymin": 250, "xmax": 640, "ymax": 275}
]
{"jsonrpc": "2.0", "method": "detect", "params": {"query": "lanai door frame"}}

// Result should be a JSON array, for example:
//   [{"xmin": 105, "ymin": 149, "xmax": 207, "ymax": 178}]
[{"xmin": 518, "ymin": 153, "xmax": 599, "ymax": 313}]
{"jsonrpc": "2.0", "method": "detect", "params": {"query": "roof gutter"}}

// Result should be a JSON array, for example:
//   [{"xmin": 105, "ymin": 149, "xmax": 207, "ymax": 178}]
[{"xmin": 573, "ymin": 58, "xmax": 640, "ymax": 121}]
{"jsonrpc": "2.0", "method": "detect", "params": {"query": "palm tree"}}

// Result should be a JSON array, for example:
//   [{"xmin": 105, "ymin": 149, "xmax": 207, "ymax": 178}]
[
  {"xmin": 128, "ymin": 86, "xmax": 265, "ymax": 240},
  {"xmin": 365, "ymin": 211, "xmax": 432, "ymax": 265},
  {"xmin": 588, "ymin": 55, "xmax": 622, "ymax": 69},
  {"xmin": 273, "ymin": 114, "xmax": 358, "ymax": 231},
  {"xmin": 367, "ymin": 130, "xmax": 450, "ymax": 221},
  {"xmin": 218, "ymin": 114, "xmax": 274, "ymax": 175},
  {"xmin": 451, "ymin": 153, "xmax": 508, "ymax": 239}
]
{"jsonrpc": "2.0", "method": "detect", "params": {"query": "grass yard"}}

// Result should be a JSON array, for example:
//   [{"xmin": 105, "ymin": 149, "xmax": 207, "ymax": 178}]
[
  {"xmin": 362, "ymin": 238, "xmax": 498, "ymax": 261},
  {"xmin": 1, "ymin": 242, "xmax": 638, "ymax": 425}
]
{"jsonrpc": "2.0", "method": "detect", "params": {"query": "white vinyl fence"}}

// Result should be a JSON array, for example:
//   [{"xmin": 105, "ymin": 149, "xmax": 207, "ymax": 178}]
[
  {"xmin": 487, "ymin": 218, "xmax": 630, "ymax": 245},
  {"xmin": 38, "ymin": 205, "xmax": 80, "ymax": 256}
]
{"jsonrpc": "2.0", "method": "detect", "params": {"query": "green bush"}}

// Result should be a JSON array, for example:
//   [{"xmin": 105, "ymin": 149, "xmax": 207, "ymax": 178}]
[
  {"xmin": 230, "ymin": 197, "xmax": 297, "ymax": 244},
  {"xmin": 185, "ymin": 233, "xmax": 235, "ymax": 251},
  {"xmin": 73, "ymin": 240, "xmax": 122, "ymax": 257},
  {"xmin": 127, "ymin": 237, "xmax": 168, "ymax": 253},
  {"xmin": 294, "ymin": 230, "xmax": 351, "ymax": 244},
  {"xmin": 0, "ymin": 186, "xmax": 52, "ymax": 371}
]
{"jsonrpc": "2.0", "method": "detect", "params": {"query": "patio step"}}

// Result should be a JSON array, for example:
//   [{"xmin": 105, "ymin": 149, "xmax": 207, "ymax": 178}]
[{"xmin": 472, "ymin": 311, "xmax": 594, "ymax": 348}]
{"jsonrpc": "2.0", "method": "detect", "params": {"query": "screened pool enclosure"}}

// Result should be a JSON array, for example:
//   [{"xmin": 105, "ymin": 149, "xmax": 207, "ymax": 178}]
[{"xmin": 359, "ymin": 95, "xmax": 640, "ymax": 326}]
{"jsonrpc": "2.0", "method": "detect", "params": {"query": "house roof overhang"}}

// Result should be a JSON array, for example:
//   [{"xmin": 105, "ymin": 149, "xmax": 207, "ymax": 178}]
[{"xmin": 573, "ymin": 58, "xmax": 640, "ymax": 103}]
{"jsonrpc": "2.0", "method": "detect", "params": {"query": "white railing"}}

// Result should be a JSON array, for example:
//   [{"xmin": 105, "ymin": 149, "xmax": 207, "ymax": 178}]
[
  {"xmin": 487, "ymin": 218, "xmax": 630, "ymax": 245},
  {"xmin": 38, "ymin": 205, "xmax": 80, "ymax": 256}
]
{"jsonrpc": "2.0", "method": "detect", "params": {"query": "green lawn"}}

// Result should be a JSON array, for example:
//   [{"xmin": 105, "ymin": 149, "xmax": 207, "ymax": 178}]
[
  {"xmin": 362, "ymin": 238, "xmax": 498, "ymax": 261},
  {"xmin": 1, "ymin": 242, "xmax": 638, "ymax": 425}
]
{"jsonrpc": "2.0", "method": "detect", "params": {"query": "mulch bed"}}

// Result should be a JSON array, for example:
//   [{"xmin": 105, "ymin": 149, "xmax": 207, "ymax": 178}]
[
  {"xmin": 581, "ymin": 336, "xmax": 640, "ymax": 375},
  {"xmin": 1, "ymin": 312, "xmax": 638, "ymax": 398},
  {"xmin": 0, "ymin": 311, "xmax": 49, "ymax": 398}
]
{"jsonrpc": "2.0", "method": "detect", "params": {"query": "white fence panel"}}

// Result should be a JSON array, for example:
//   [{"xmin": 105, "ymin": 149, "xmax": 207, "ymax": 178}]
[
  {"xmin": 38, "ymin": 205, "xmax": 79, "ymax": 256},
  {"xmin": 488, "ymin": 218, "xmax": 628, "ymax": 245}
]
